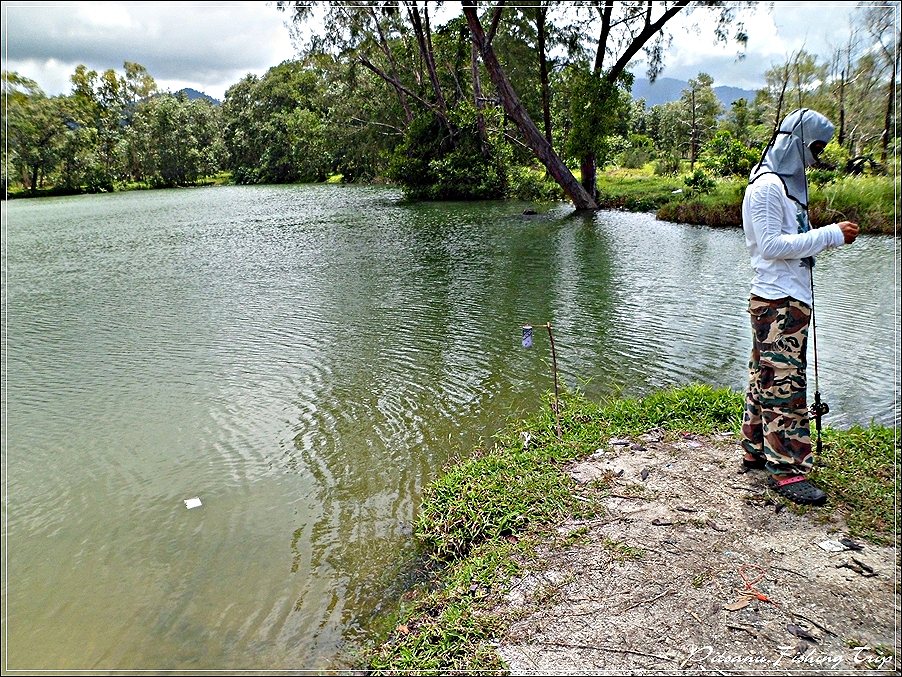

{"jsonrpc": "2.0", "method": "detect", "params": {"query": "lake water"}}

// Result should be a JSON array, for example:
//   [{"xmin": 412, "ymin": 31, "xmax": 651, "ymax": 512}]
[{"xmin": 2, "ymin": 184, "xmax": 898, "ymax": 671}]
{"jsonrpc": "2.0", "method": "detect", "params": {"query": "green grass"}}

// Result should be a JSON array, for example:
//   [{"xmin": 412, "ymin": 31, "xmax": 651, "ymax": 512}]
[
  {"xmin": 655, "ymin": 177, "xmax": 746, "ymax": 227},
  {"xmin": 597, "ymin": 167, "xmax": 684, "ymax": 211},
  {"xmin": 812, "ymin": 423, "xmax": 900, "ymax": 542},
  {"xmin": 809, "ymin": 175, "xmax": 896, "ymax": 233},
  {"xmin": 366, "ymin": 539, "xmax": 519, "ymax": 674},
  {"xmin": 415, "ymin": 392, "xmax": 608, "ymax": 561},
  {"xmin": 600, "ymin": 165, "xmax": 896, "ymax": 235},
  {"xmin": 365, "ymin": 384, "xmax": 899, "ymax": 672},
  {"xmin": 596, "ymin": 382, "xmax": 743, "ymax": 436},
  {"xmin": 7, "ymin": 171, "xmax": 235, "ymax": 198}
]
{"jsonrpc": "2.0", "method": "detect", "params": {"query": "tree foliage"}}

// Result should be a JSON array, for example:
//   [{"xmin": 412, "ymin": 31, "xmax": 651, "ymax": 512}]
[
  {"xmin": 388, "ymin": 104, "xmax": 507, "ymax": 200},
  {"xmin": 222, "ymin": 62, "xmax": 332, "ymax": 184},
  {"xmin": 5, "ymin": 3, "xmax": 897, "ymax": 200},
  {"xmin": 4, "ymin": 62, "xmax": 224, "ymax": 194}
]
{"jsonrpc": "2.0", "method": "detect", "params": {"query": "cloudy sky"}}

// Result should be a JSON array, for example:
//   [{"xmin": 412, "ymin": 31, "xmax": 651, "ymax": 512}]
[{"xmin": 2, "ymin": 1, "xmax": 870, "ymax": 101}]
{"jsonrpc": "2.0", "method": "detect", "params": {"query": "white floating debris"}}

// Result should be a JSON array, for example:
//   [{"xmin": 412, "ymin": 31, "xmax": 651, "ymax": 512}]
[
  {"xmin": 671, "ymin": 188, "xmax": 683, "ymax": 194},
  {"xmin": 184, "ymin": 497, "xmax": 203, "ymax": 510},
  {"xmin": 817, "ymin": 539, "xmax": 846, "ymax": 552}
]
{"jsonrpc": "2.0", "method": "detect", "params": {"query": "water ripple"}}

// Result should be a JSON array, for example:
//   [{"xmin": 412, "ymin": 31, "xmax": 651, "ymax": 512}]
[{"xmin": 4, "ymin": 187, "xmax": 897, "ymax": 670}]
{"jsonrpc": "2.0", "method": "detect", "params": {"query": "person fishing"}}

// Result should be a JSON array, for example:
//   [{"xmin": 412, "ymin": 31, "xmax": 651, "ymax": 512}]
[{"xmin": 740, "ymin": 108, "xmax": 859, "ymax": 505}]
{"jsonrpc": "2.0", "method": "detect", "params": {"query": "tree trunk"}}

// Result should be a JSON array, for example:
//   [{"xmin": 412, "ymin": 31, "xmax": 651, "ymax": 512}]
[
  {"xmin": 580, "ymin": 1, "xmax": 689, "ymax": 209},
  {"xmin": 471, "ymin": 41, "xmax": 489, "ymax": 154},
  {"xmin": 580, "ymin": 153, "xmax": 597, "ymax": 200},
  {"xmin": 408, "ymin": 2, "xmax": 448, "ymax": 121},
  {"xmin": 881, "ymin": 52, "xmax": 896, "ymax": 165},
  {"xmin": 369, "ymin": 6, "xmax": 413, "ymax": 124},
  {"xmin": 838, "ymin": 67, "xmax": 846, "ymax": 147},
  {"xmin": 462, "ymin": 4, "xmax": 598, "ymax": 210},
  {"xmin": 689, "ymin": 88, "xmax": 698, "ymax": 172},
  {"xmin": 536, "ymin": 7, "xmax": 552, "ymax": 145}
]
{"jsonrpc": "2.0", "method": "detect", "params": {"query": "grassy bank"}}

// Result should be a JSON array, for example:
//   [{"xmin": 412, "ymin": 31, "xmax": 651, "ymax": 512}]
[
  {"xmin": 5, "ymin": 172, "xmax": 234, "ymax": 199},
  {"xmin": 599, "ymin": 165, "xmax": 896, "ymax": 235},
  {"xmin": 365, "ymin": 384, "xmax": 899, "ymax": 673}
]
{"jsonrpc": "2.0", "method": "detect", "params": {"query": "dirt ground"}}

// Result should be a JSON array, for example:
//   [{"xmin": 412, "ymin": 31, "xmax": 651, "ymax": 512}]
[{"xmin": 490, "ymin": 431, "xmax": 900, "ymax": 675}]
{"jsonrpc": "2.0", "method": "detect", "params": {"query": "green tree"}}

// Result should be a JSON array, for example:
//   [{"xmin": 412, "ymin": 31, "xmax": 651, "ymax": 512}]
[
  {"xmin": 311, "ymin": 53, "xmax": 405, "ymax": 182},
  {"xmin": 221, "ymin": 61, "xmax": 332, "ymax": 184},
  {"xmin": 63, "ymin": 63, "xmax": 145, "ymax": 190},
  {"xmin": 679, "ymin": 73, "xmax": 722, "ymax": 169},
  {"xmin": 388, "ymin": 103, "xmax": 507, "ymax": 199},
  {"xmin": 701, "ymin": 129, "xmax": 758, "ymax": 176},
  {"xmin": 463, "ymin": 1, "xmax": 753, "ymax": 208},
  {"xmin": 725, "ymin": 97, "xmax": 752, "ymax": 145},
  {"xmin": 862, "ymin": 3, "xmax": 900, "ymax": 165},
  {"xmin": 756, "ymin": 50, "xmax": 825, "ymax": 134},
  {"xmin": 2, "ymin": 72, "xmax": 68, "ymax": 192}
]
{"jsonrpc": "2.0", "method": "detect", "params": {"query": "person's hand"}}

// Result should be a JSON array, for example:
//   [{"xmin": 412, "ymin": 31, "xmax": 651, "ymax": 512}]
[{"xmin": 837, "ymin": 221, "xmax": 859, "ymax": 244}]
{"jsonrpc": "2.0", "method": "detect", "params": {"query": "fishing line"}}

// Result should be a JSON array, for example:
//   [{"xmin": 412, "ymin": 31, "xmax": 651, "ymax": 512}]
[
  {"xmin": 809, "ymin": 271, "xmax": 829, "ymax": 455},
  {"xmin": 795, "ymin": 103, "xmax": 829, "ymax": 454}
]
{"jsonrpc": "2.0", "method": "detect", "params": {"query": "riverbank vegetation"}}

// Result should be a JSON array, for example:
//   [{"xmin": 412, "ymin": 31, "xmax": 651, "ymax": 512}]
[
  {"xmin": 363, "ymin": 384, "xmax": 899, "ymax": 672},
  {"xmin": 597, "ymin": 166, "xmax": 896, "ymax": 234},
  {"xmin": 4, "ymin": 4, "xmax": 897, "ymax": 223}
]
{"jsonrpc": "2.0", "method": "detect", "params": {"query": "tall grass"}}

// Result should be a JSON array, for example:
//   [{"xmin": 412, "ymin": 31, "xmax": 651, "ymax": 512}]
[
  {"xmin": 809, "ymin": 175, "xmax": 896, "ymax": 233},
  {"xmin": 600, "ymin": 165, "xmax": 895, "ymax": 235},
  {"xmin": 597, "ymin": 167, "xmax": 684, "ymax": 211},
  {"xmin": 813, "ymin": 424, "xmax": 900, "ymax": 541}
]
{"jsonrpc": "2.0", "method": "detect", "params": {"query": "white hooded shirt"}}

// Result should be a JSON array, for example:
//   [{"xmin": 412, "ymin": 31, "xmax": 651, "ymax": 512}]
[{"xmin": 742, "ymin": 109, "xmax": 846, "ymax": 306}]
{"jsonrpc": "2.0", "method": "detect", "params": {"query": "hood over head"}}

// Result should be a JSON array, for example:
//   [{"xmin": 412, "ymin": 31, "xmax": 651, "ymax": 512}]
[{"xmin": 748, "ymin": 108, "xmax": 834, "ymax": 208}]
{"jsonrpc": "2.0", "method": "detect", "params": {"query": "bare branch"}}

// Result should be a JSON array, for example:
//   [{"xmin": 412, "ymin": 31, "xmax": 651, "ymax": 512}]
[
  {"xmin": 605, "ymin": 0, "xmax": 690, "ymax": 83},
  {"xmin": 486, "ymin": 1, "xmax": 506, "ymax": 46},
  {"xmin": 358, "ymin": 56, "xmax": 440, "ymax": 114}
]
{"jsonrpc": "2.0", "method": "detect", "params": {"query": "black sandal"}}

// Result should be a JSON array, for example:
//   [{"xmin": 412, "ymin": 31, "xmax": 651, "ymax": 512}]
[{"xmin": 768, "ymin": 475, "xmax": 827, "ymax": 505}]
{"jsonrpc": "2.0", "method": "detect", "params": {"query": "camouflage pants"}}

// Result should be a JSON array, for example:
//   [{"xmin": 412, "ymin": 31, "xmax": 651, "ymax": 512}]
[{"xmin": 741, "ymin": 296, "xmax": 813, "ymax": 474}]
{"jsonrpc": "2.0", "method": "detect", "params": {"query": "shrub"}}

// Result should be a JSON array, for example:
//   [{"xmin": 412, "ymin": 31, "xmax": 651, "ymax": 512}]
[
  {"xmin": 388, "ymin": 107, "xmax": 508, "ymax": 200},
  {"xmin": 820, "ymin": 138, "xmax": 849, "ymax": 172},
  {"xmin": 654, "ymin": 152, "xmax": 681, "ymax": 176},
  {"xmin": 682, "ymin": 168, "xmax": 716, "ymax": 196},
  {"xmin": 620, "ymin": 148, "xmax": 651, "ymax": 169},
  {"xmin": 507, "ymin": 165, "xmax": 565, "ymax": 201},
  {"xmin": 701, "ymin": 130, "xmax": 759, "ymax": 177}
]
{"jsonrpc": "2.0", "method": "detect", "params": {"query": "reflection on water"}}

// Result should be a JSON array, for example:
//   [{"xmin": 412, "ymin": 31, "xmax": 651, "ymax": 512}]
[{"xmin": 3, "ymin": 185, "xmax": 898, "ymax": 670}]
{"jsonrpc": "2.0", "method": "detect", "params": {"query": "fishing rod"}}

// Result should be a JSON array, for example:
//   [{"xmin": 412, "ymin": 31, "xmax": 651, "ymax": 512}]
[
  {"xmin": 808, "ymin": 275, "xmax": 829, "ymax": 455},
  {"xmin": 794, "ymin": 99, "xmax": 828, "ymax": 454}
]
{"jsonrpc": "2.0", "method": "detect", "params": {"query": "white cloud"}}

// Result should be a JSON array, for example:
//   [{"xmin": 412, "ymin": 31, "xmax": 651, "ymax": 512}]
[
  {"xmin": 74, "ymin": 1, "xmax": 138, "ymax": 30},
  {"xmin": 2, "ymin": 0, "xmax": 867, "ymax": 100},
  {"xmin": 635, "ymin": 1, "xmax": 859, "ymax": 88},
  {"xmin": 3, "ymin": 1, "xmax": 298, "ymax": 100}
]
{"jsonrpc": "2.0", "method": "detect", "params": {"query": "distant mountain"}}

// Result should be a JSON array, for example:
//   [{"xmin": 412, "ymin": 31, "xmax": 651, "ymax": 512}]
[
  {"xmin": 712, "ymin": 85, "xmax": 758, "ymax": 110},
  {"xmin": 631, "ymin": 77, "xmax": 757, "ymax": 110},
  {"xmin": 175, "ymin": 88, "xmax": 221, "ymax": 105}
]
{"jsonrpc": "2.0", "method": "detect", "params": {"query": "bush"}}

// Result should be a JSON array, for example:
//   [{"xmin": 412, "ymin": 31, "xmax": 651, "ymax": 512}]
[
  {"xmin": 507, "ymin": 165, "xmax": 565, "ymax": 201},
  {"xmin": 808, "ymin": 175, "xmax": 894, "ymax": 231},
  {"xmin": 807, "ymin": 168, "xmax": 841, "ymax": 188},
  {"xmin": 820, "ymin": 138, "xmax": 849, "ymax": 172},
  {"xmin": 654, "ymin": 152, "xmax": 681, "ymax": 176},
  {"xmin": 388, "ymin": 107, "xmax": 508, "ymax": 200},
  {"xmin": 701, "ymin": 130, "xmax": 759, "ymax": 177},
  {"xmin": 682, "ymin": 168, "xmax": 716, "ymax": 196},
  {"xmin": 619, "ymin": 148, "xmax": 652, "ymax": 168}
]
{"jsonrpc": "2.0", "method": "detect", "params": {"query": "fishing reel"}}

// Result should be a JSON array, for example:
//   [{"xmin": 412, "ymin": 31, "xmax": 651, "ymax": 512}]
[{"xmin": 809, "ymin": 399, "xmax": 830, "ymax": 418}]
